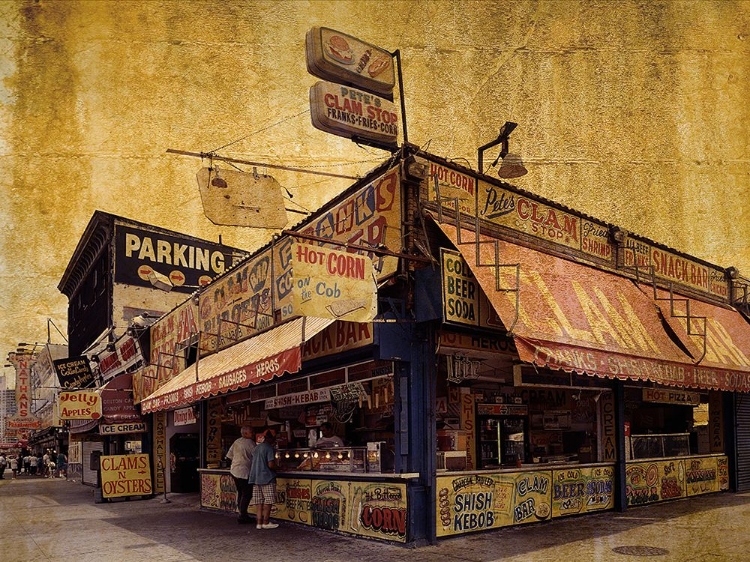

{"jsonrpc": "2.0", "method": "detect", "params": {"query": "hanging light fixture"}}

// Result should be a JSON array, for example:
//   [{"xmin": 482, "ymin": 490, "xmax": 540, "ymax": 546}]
[
  {"xmin": 496, "ymin": 152, "xmax": 528, "ymax": 179},
  {"xmin": 477, "ymin": 121, "xmax": 528, "ymax": 179}
]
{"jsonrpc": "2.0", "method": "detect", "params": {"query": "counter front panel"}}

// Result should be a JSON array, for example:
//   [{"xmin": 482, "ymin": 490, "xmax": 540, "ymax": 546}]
[
  {"xmin": 436, "ymin": 464, "xmax": 615, "ymax": 538},
  {"xmin": 199, "ymin": 468, "xmax": 408, "ymax": 543},
  {"xmin": 625, "ymin": 454, "xmax": 728, "ymax": 507}
]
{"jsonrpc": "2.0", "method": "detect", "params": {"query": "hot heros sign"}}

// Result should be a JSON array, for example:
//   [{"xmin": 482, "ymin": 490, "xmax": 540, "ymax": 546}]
[{"xmin": 114, "ymin": 224, "xmax": 246, "ymax": 293}]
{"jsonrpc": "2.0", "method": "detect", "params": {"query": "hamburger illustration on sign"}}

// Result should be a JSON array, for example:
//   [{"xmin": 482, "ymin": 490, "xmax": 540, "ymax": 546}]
[
  {"xmin": 326, "ymin": 33, "xmax": 354, "ymax": 64},
  {"xmin": 306, "ymin": 27, "xmax": 396, "ymax": 98}
]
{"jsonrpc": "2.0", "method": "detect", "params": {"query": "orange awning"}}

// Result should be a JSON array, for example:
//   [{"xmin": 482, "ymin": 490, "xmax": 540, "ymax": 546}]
[
  {"xmin": 433, "ymin": 219, "xmax": 750, "ymax": 390},
  {"xmin": 647, "ymin": 286, "xmax": 750, "ymax": 390}
]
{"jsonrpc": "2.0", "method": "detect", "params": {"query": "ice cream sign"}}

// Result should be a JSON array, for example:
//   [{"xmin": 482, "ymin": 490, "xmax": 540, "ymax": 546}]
[{"xmin": 292, "ymin": 242, "xmax": 377, "ymax": 322}]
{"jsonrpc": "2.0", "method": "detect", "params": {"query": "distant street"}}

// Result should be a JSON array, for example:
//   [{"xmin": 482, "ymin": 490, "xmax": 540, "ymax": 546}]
[{"xmin": 2, "ymin": 475, "xmax": 749, "ymax": 561}]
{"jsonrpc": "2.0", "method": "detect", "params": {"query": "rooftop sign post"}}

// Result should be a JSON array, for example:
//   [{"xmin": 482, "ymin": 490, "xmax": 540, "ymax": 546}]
[{"xmin": 306, "ymin": 26, "xmax": 404, "ymax": 149}]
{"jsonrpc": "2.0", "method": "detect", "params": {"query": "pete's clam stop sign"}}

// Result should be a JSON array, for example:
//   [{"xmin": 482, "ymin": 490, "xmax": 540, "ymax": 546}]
[{"xmin": 306, "ymin": 27, "xmax": 398, "ymax": 148}]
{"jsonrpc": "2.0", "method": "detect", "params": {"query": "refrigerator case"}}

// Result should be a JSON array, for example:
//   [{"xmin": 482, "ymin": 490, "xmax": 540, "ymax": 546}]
[{"xmin": 476, "ymin": 404, "xmax": 529, "ymax": 468}]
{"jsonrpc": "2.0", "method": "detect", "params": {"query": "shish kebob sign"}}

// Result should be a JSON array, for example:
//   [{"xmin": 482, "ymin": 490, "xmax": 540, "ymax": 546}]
[{"xmin": 59, "ymin": 391, "xmax": 102, "ymax": 420}]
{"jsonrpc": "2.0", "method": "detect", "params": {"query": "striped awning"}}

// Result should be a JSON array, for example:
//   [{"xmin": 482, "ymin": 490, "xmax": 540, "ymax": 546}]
[
  {"xmin": 140, "ymin": 317, "xmax": 334, "ymax": 413},
  {"xmin": 433, "ymin": 218, "xmax": 750, "ymax": 392}
]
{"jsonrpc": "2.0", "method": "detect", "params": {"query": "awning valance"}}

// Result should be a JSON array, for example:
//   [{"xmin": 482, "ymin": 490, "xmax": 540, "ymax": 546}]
[
  {"xmin": 433, "ymin": 219, "xmax": 750, "ymax": 391},
  {"xmin": 648, "ymin": 286, "xmax": 750, "ymax": 390},
  {"xmin": 140, "ymin": 317, "xmax": 334, "ymax": 413}
]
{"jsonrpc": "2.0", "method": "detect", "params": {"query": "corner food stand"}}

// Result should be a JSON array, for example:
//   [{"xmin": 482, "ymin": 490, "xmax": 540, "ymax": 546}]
[{"xmin": 135, "ymin": 148, "xmax": 747, "ymax": 546}]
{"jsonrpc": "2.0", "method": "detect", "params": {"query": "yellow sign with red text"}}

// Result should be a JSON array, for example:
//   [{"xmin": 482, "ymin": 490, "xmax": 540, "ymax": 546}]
[
  {"xmin": 100, "ymin": 454, "xmax": 153, "ymax": 498},
  {"xmin": 58, "ymin": 391, "xmax": 102, "ymax": 420},
  {"xmin": 292, "ymin": 242, "xmax": 377, "ymax": 322}
]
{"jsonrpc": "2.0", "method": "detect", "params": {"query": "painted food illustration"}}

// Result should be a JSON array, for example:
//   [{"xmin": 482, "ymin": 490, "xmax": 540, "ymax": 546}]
[{"xmin": 326, "ymin": 34, "xmax": 354, "ymax": 64}]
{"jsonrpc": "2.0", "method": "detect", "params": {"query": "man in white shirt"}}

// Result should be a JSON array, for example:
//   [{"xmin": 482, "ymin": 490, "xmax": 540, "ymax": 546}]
[
  {"xmin": 316, "ymin": 422, "xmax": 344, "ymax": 448},
  {"xmin": 226, "ymin": 426, "xmax": 256, "ymax": 524}
]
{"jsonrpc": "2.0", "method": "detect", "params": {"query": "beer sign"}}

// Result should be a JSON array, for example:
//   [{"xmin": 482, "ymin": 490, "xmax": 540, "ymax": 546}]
[{"xmin": 441, "ymin": 249, "xmax": 481, "ymax": 326}]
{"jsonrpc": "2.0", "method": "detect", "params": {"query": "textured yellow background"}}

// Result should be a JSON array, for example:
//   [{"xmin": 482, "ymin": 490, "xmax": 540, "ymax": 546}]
[{"xmin": 0, "ymin": 0, "xmax": 748, "ymax": 370}]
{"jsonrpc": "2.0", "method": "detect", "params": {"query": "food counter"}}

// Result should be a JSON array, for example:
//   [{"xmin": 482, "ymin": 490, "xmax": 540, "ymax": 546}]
[
  {"xmin": 625, "ymin": 453, "xmax": 728, "ymax": 506},
  {"xmin": 198, "ymin": 463, "xmax": 419, "ymax": 543},
  {"xmin": 435, "ymin": 462, "xmax": 616, "ymax": 538}
]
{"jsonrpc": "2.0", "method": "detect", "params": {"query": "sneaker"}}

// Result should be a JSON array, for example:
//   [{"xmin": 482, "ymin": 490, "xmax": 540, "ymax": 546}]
[
  {"xmin": 261, "ymin": 523, "xmax": 279, "ymax": 529},
  {"xmin": 256, "ymin": 524, "xmax": 263, "ymax": 530}
]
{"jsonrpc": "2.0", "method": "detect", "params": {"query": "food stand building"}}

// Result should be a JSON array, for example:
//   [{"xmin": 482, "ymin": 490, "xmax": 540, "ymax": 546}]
[
  {"xmin": 56, "ymin": 211, "xmax": 249, "ymax": 487},
  {"xmin": 134, "ymin": 146, "xmax": 750, "ymax": 545}
]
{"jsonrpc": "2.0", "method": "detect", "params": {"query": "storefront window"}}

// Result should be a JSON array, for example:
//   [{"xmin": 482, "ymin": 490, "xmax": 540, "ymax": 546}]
[{"xmin": 625, "ymin": 386, "xmax": 721, "ymax": 460}]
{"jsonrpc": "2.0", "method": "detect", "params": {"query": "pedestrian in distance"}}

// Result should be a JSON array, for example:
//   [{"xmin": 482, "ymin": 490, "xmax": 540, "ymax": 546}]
[
  {"xmin": 0, "ymin": 453, "xmax": 6, "ymax": 479},
  {"xmin": 56, "ymin": 451, "xmax": 67, "ymax": 479},
  {"xmin": 248, "ymin": 429, "xmax": 279, "ymax": 529},
  {"xmin": 10, "ymin": 455, "xmax": 18, "ymax": 479},
  {"xmin": 226, "ymin": 425, "xmax": 256, "ymax": 524},
  {"xmin": 28, "ymin": 453, "xmax": 37, "ymax": 476}
]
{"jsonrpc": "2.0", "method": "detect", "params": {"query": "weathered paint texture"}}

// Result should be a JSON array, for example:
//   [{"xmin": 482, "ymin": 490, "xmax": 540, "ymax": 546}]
[{"xmin": 0, "ymin": 0, "xmax": 748, "ymax": 366}]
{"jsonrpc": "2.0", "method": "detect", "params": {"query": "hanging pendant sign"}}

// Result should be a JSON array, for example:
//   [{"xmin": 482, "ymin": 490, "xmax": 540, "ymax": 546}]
[{"xmin": 310, "ymin": 81, "xmax": 398, "ymax": 147}]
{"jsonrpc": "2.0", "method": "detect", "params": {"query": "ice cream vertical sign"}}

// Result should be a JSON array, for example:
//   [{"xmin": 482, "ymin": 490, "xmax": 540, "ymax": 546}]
[{"xmin": 292, "ymin": 242, "xmax": 377, "ymax": 322}]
